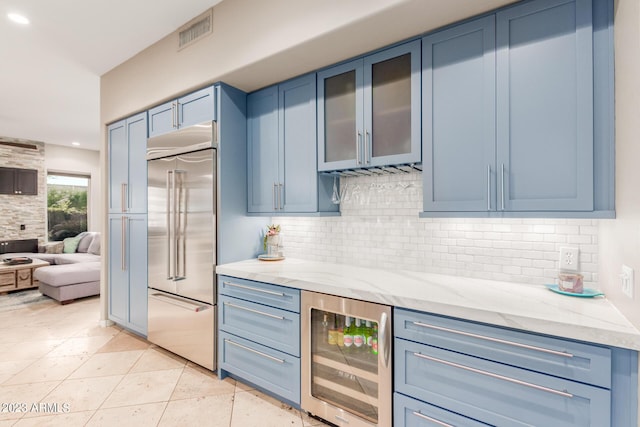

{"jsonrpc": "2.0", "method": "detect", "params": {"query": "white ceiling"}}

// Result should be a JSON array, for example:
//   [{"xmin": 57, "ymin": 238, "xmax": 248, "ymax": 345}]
[{"xmin": 0, "ymin": 0, "xmax": 223, "ymax": 151}]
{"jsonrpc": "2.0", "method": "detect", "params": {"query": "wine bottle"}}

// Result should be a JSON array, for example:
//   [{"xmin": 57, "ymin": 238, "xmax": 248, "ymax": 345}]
[
  {"xmin": 343, "ymin": 316, "xmax": 353, "ymax": 350},
  {"xmin": 353, "ymin": 318, "xmax": 365, "ymax": 350},
  {"xmin": 371, "ymin": 322, "xmax": 379, "ymax": 355},
  {"xmin": 328, "ymin": 313, "xmax": 338, "ymax": 345},
  {"xmin": 337, "ymin": 315, "xmax": 344, "ymax": 348},
  {"xmin": 364, "ymin": 320, "xmax": 373, "ymax": 349}
]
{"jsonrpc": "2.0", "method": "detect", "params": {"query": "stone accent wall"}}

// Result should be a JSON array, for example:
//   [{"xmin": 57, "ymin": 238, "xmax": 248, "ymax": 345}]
[
  {"xmin": 274, "ymin": 172, "xmax": 600, "ymax": 287},
  {"xmin": 0, "ymin": 140, "xmax": 46, "ymax": 244}
]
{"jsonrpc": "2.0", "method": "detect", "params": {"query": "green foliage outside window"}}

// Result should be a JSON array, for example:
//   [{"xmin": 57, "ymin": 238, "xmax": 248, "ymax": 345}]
[{"xmin": 47, "ymin": 186, "xmax": 88, "ymax": 241}]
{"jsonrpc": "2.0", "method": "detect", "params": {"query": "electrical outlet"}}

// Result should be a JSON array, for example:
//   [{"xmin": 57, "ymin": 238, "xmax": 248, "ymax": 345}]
[
  {"xmin": 559, "ymin": 247, "xmax": 579, "ymax": 272},
  {"xmin": 621, "ymin": 265, "xmax": 634, "ymax": 298}
]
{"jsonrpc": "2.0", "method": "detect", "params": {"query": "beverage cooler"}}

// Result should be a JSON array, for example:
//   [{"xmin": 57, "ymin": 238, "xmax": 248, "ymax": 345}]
[{"xmin": 301, "ymin": 291, "xmax": 392, "ymax": 427}]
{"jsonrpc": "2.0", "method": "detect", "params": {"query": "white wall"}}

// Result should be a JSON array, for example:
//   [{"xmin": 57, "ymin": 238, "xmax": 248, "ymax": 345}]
[
  {"xmin": 599, "ymin": 0, "xmax": 640, "ymax": 329},
  {"xmin": 44, "ymin": 145, "xmax": 101, "ymax": 233}
]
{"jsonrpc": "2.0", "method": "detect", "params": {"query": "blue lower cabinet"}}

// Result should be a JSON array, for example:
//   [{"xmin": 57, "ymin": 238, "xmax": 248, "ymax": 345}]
[
  {"xmin": 218, "ymin": 276, "xmax": 300, "ymax": 313},
  {"xmin": 219, "ymin": 331, "xmax": 300, "ymax": 405},
  {"xmin": 217, "ymin": 275, "xmax": 301, "ymax": 405},
  {"xmin": 219, "ymin": 294, "xmax": 300, "ymax": 357},
  {"xmin": 395, "ymin": 338, "xmax": 611, "ymax": 427},
  {"xmin": 394, "ymin": 392, "xmax": 487, "ymax": 427}
]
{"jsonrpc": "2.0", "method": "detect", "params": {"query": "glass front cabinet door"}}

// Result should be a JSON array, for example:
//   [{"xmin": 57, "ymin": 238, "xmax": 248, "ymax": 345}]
[{"xmin": 317, "ymin": 40, "xmax": 421, "ymax": 171}]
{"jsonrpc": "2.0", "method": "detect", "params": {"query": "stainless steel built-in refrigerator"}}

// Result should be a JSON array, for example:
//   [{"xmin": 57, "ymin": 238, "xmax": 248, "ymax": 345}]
[{"xmin": 146, "ymin": 122, "xmax": 217, "ymax": 370}]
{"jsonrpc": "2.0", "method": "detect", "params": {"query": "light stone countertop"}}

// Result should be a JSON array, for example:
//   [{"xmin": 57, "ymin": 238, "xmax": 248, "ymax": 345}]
[{"xmin": 217, "ymin": 258, "xmax": 640, "ymax": 351}]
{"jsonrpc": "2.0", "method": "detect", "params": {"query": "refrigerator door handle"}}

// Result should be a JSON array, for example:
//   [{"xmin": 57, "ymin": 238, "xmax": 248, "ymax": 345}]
[
  {"xmin": 149, "ymin": 292, "xmax": 209, "ymax": 312},
  {"xmin": 175, "ymin": 170, "xmax": 186, "ymax": 281},
  {"xmin": 172, "ymin": 170, "xmax": 180, "ymax": 281},
  {"xmin": 379, "ymin": 311, "xmax": 390, "ymax": 368},
  {"xmin": 166, "ymin": 170, "xmax": 174, "ymax": 280}
]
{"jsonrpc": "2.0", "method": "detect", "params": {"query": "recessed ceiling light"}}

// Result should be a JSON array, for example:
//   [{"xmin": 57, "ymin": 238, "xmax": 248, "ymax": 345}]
[
  {"xmin": 71, "ymin": 141, "xmax": 80, "ymax": 146},
  {"xmin": 8, "ymin": 13, "xmax": 29, "ymax": 25}
]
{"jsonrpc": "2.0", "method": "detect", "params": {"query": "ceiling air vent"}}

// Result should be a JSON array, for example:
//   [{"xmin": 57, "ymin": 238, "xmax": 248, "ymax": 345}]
[{"xmin": 178, "ymin": 9, "xmax": 213, "ymax": 51}]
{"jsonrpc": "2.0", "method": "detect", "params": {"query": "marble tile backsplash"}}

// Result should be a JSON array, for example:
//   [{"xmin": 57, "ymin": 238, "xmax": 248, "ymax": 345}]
[{"xmin": 273, "ymin": 172, "xmax": 600, "ymax": 287}]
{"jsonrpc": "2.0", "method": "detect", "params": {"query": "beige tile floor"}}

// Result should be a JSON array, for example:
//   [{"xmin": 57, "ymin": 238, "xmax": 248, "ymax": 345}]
[{"xmin": 0, "ymin": 295, "xmax": 327, "ymax": 427}]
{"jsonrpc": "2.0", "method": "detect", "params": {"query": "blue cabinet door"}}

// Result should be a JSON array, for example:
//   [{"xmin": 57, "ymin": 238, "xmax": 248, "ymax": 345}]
[
  {"xmin": 108, "ymin": 113, "xmax": 147, "ymax": 214},
  {"xmin": 108, "ymin": 214, "xmax": 147, "ymax": 336},
  {"xmin": 247, "ymin": 85, "xmax": 279, "ymax": 213},
  {"xmin": 148, "ymin": 86, "xmax": 215, "ymax": 138},
  {"xmin": 279, "ymin": 74, "xmax": 318, "ymax": 212},
  {"xmin": 148, "ymin": 101, "xmax": 175, "ymax": 138},
  {"xmin": 127, "ymin": 214, "xmax": 148, "ymax": 335},
  {"xmin": 396, "ymin": 338, "xmax": 611, "ymax": 427},
  {"xmin": 108, "ymin": 215, "xmax": 128, "ymax": 326},
  {"xmin": 422, "ymin": 17, "xmax": 496, "ymax": 212},
  {"xmin": 496, "ymin": 0, "xmax": 593, "ymax": 212},
  {"xmin": 317, "ymin": 59, "xmax": 364, "ymax": 171},
  {"xmin": 126, "ymin": 113, "xmax": 147, "ymax": 214},
  {"xmin": 364, "ymin": 40, "xmax": 422, "ymax": 167},
  {"xmin": 178, "ymin": 86, "xmax": 216, "ymax": 128},
  {"xmin": 108, "ymin": 120, "xmax": 127, "ymax": 213},
  {"xmin": 318, "ymin": 41, "xmax": 421, "ymax": 172}
]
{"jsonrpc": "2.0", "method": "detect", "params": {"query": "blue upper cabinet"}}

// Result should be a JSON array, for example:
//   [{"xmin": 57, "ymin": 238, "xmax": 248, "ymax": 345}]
[
  {"xmin": 148, "ymin": 86, "xmax": 215, "ymax": 138},
  {"xmin": 248, "ymin": 74, "xmax": 338, "ymax": 215},
  {"xmin": 108, "ymin": 112, "xmax": 147, "ymax": 214},
  {"xmin": 423, "ymin": 16, "xmax": 496, "ymax": 212},
  {"xmin": 423, "ymin": 0, "xmax": 601, "ymax": 217},
  {"xmin": 247, "ymin": 86, "xmax": 279, "ymax": 213},
  {"xmin": 318, "ymin": 40, "xmax": 421, "ymax": 171},
  {"xmin": 496, "ymin": 0, "xmax": 593, "ymax": 212},
  {"xmin": 279, "ymin": 76, "xmax": 321, "ymax": 212}
]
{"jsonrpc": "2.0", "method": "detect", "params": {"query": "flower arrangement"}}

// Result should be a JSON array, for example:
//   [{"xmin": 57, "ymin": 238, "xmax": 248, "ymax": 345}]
[{"xmin": 263, "ymin": 224, "xmax": 281, "ymax": 251}]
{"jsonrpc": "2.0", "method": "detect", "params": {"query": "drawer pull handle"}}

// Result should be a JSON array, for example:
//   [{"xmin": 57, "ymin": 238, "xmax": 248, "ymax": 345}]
[
  {"xmin": 412, "ymin": 352, "xmax": 574, "ymax": 398},
  {"xmin": 224, "ymin": 302, "xmax": 285, "ymax": 320},
  {"xmin": 224, "ymin": 339, "xmax": 285, "ymax": 364},
  {"xmin": 412, "ymin": 411, "xmax": 454, "ymax": 427},
  {"xmin": 412, "ymin": 321, "xmax": 574, "ymax": 358},
  {"xmin": 223, "ymin": 281, "xmax": 286, "ymax": 297}
]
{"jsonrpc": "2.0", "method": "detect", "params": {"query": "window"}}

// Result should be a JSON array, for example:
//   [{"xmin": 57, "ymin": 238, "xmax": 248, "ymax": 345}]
[{"xmin": 47, "ymin": 173, "xmax": 89, "ymax": 241}]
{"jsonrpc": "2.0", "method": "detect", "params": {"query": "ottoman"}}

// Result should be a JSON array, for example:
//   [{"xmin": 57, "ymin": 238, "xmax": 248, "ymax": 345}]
[{"xmin": 34, "ymin": 261, "xmax": 101, "ymax": 304}]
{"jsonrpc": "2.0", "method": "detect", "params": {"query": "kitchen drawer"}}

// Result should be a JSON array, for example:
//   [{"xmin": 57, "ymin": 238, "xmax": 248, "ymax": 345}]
[
  {"xmin": 0, "ymin": 271, "xmax": 15, "ymax": 287},
  {"xmin": 395, "ymin": 338, "xmax": 611, "ymax": 427},
  {"xmin": 219, "ymin": 331, "xmax": 300, "ymax": 405},
  {"xmin": 394, "ymin": 392, "xmax": 487, "ymax": 427},
  {"xmin": 219, "ymin": 294, "xmax": 300, "ymax": 357},
  {"xmin": 16, "ymin": 269, "xmax": 31, "ymax": 288},
  {"xmin": 395, "ymin": 308, "xmax": 611, "ymax": 388},
  {"xmin": 218, "ymin": 275, "xmax": 300, "ymax": 313}
]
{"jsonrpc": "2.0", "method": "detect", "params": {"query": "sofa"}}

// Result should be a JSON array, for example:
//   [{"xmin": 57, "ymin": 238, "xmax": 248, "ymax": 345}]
[{"xmin": 3, "ymin": 232, "xmax": 101, "ymax": 304}]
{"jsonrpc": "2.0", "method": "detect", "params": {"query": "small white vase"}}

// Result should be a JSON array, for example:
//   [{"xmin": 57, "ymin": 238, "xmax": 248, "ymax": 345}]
[{"xmin": 266, "ymin": 234, "xmax": 281, "ymax": 257}]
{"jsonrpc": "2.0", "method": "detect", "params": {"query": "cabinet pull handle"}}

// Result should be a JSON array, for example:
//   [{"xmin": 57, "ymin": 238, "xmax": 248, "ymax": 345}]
[
  {"xmin": 487, "ymin": 164, "xmax": 491, "ymax": 211},
  {"xmin": 172, "ymin": 101, "xmax": 178, "ymax": 128},
  {"xmin": 121, "ymin": 183, "xmax": 127, "ymax": 213},
  {"xmin": 411, "ymin": 411, "xmax": 454, "ymax": 427},
  {"xmin": 413, "ymin": 352, "xmax": 574, "ymax": 398},
  {"xmin": 379, "ymin": 311, "xmax": 390, "ymax": 368},
  {"xmin": 273, "ymin": 182, "xmax": 277, "ymax": 211},
  {"xmin": 224, "ymin": 301, "xmax": 285, "ymax": 320},
  {"xmin": 223, "ymin": 281, "xmax": 286, "ymax": 297},
  {"xmin": 224, "ymin": 339, "xmax": 285, "ymax": 364},
  {"xmin": 278, "ymin": 183, "xmax": 284, "ymax": 210},
  {"xmin": 365, "ymin": 131, "xmax": 370, "ymax": 165},
  {"xmin": 121, "ymin": 216, "xmax": 127, "ymax": 271},
  {"xmin": 411, "ymin": 321, "xmax": 574, "ymax": 358},
  {"xmin": 501, "ymin": 163, "xmax": 505, "ymax": 210},
  {"xmin": 356, "ymin": 131, "xmax": 362, "ymax": 165}
]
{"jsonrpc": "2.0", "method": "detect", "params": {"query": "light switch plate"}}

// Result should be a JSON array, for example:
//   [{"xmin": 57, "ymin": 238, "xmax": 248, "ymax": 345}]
[
  {"xmin": 559, "ymin": 247, "xmax": 579, "ymax": 272},
  {"xmin": 621, "ymin": 265, "xmax": 634, "ymax": 298}
]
